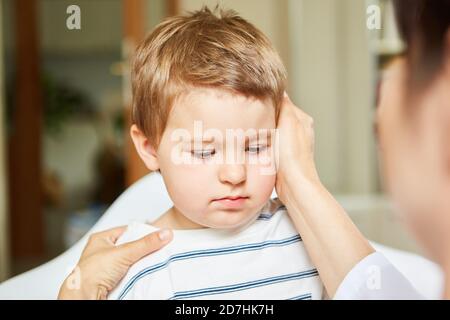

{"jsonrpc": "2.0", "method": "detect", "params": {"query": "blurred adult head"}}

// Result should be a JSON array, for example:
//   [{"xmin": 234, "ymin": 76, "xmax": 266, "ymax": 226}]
[{"xmin": 377, "ymin": 0, "xmax": 450, "ymax": 264}]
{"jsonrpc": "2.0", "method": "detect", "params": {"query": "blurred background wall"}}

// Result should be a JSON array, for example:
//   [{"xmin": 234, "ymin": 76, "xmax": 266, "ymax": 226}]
[{"xmin": 0, "ymin": 0, "xmax": 416, "ymax": 282}]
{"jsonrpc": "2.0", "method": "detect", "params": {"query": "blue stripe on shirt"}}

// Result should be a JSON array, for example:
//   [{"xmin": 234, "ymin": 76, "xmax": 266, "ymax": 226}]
[
  {"xmin": 257, "ymin": 214, "xmax": 274, "ymax": 220},
  {"xmin": 169, "ymin": 269, "xmax": 319, "ymax": 300},
  {"xmin": 257, "ymin": 205, "xmax": 286, "ymax": 220},
  {"xmin": 287, "ymin": 293, "xmax": 313, "ymax": 300},
  {"xmin": 118, "ymin": 234, "xmax": 302, "ymax": 300}
]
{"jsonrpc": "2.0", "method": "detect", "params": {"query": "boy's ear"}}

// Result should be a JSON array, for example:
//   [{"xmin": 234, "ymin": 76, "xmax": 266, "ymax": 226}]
[{"xmin": 130, "ymin": 124, "xmax": 160, "ymax": 171}]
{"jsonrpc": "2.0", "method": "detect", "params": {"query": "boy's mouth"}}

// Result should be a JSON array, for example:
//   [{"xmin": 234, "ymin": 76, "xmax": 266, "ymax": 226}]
[{"xmin": 212, "ymin": 196, "xmax": 249, "ymax": 209}]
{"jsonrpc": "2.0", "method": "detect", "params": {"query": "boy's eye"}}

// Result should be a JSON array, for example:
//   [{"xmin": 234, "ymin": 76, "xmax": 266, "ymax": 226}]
[
  {"xmin": 191, "ymin": 149, "xmax": 215, "ymax": 159},
  {"xmin": 246, "ymin": 145, "xmax": 267, "ymax": 154}
]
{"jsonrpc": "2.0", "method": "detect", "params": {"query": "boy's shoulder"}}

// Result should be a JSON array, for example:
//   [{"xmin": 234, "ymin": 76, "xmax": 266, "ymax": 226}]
[
  {"xmin": 257, "ymin": 197, "xmax": 287, "ymax": 218},
  {"xmin": 251, "ymin": 197, "xmax": 290, "ymax": 226}
]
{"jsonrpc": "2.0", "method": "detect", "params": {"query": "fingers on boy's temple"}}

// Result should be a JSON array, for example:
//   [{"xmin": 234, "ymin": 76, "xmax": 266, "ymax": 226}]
[
  {"xmin": 282, "ymin": 92, "xmax": 299, "ymax": 111},
  {"xmin": 283, "ymin": 91, "xmax": 292, "ymax": 104},
  {"xmin": 281, "ymin": 92, "xmax": 314, "ymax": 129}
]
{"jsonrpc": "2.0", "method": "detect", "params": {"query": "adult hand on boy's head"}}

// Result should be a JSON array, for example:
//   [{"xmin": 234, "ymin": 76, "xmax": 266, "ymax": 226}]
[
  {"xmin": 58, "ymin": 226, "xmax": 173, "ymax": 300},
  {"xmin": 275, "ymin": 92, "xmax": 320, "ymax": 204},
  {"xmin": 275, "ymin": 93, "xmax": 375, "ymax": 297}
]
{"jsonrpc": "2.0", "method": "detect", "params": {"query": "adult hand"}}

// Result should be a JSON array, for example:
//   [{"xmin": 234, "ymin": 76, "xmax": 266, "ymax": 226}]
[
  {"xmin": 275, "ymin": 92, "xmax": 319, "ymax": 205},
  {"xmin": 58, "ymin": 226, "xmax": 173, "ymax": 300},
  {"xmin": 274, "ymin": 92, "xmax": 373, "ymax": 297}
]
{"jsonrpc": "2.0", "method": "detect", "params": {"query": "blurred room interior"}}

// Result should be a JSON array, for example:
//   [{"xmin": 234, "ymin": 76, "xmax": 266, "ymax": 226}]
[{"xmin": 0, "ymin": 0, "xmax": 414, "ymax": 283}]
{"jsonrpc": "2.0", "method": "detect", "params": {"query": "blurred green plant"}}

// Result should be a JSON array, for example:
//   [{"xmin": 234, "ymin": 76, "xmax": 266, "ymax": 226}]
[
  {"xmin": 6, "ymin": 72, "xmax": 95, "ymax": 137},
  {"xmin": 42, "ymin": 73, "xmax": 95, "ymax": 135}
]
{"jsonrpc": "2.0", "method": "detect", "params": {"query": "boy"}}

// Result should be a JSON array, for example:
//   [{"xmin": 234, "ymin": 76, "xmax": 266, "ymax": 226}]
[{"xmin": 108, "ymin": 6, "xmax": 323, "ymax": 300}]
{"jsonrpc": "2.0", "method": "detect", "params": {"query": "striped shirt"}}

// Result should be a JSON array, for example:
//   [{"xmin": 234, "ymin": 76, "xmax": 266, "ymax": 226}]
[{"xmin": 108, "ymin": 198, "xmax": 324, "ymax": 300}]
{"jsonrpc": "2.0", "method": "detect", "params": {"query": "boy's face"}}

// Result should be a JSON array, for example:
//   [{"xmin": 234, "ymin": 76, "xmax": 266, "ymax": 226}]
[{"xmin": 147, "ymin": 88, "xmax": 277, "ymax": 229}]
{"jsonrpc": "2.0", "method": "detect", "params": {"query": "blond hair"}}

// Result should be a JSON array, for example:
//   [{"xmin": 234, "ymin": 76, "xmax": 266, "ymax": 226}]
[{"xmin": 131, "ymin": 6, "xmax": 287, "ymax": 147}]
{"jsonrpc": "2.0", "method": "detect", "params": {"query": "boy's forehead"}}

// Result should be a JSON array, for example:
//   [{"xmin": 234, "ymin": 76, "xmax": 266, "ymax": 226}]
[{"xmin": 167, "ymin": 88, "xmax": 275, "ymax": 130}]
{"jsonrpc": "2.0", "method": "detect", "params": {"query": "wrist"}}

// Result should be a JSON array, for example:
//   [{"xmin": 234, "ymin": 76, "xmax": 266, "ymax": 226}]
[
  {"xmin": 282, "ymin": 156, "xmax": 320, "ymax": 186},
  {"xmin": 58, "ymin": 269, "xmax": 101, "ymax": 300},
  {"xmin": 58, "ymin": 283, "xmax": 103, "ymax": 300},
  {"xmin": 282, "ymin": 166, "xmax": 323, "ymax": 208}
]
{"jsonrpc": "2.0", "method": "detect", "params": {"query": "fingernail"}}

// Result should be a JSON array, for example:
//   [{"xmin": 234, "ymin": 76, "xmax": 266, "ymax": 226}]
[
  {"xmin": 283, "ymin": 91, "xmax": 288, "ymax": 98},
  {"xmin": 158, "ymin": 229, "xmax": 172, "ymax": 241}
]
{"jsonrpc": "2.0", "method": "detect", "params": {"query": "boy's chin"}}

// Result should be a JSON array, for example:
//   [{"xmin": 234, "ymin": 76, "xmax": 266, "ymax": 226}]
[{"xmin": 202, "ymin": 213, "xmax": 259, "ymax": 230}]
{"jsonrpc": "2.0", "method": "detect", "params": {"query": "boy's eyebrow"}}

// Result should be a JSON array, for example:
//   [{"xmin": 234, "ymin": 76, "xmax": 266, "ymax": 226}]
[
  {"xmin": 189, "ymin": 130, "xmax": 272, "ymax": 143},
  {"xmin": 247, "ymin": 130, "xmax": 272, "ymax": 141},
  {"xmin": 190, "ymin": 137, "xmax": 215, "ymax": 143}
]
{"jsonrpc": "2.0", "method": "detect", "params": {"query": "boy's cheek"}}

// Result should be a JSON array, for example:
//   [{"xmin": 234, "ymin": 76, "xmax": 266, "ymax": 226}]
[
  {"xmin": 160, "ymin": 163, "xmax": 216, "ymax": 199},
  {"xmin": 246, "ymin": 167, "xmax": 276, "ymax": 200}
]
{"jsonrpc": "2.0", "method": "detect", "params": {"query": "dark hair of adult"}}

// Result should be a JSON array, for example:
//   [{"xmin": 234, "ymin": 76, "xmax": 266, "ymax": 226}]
[{"xmin": 393, "ymin": 0, "xmax": 450, "ymax": 89}]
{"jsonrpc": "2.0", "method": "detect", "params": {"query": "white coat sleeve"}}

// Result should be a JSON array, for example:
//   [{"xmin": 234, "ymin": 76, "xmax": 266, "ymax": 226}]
[{"xmin": 333, "ymin": 252, "xmax": 425, "ymax": 300}]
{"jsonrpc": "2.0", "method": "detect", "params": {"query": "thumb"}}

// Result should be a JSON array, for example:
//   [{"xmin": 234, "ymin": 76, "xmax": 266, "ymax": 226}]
[{"xmin": 118, "ymin": 229, "xmax": 173, "ymax": 264}]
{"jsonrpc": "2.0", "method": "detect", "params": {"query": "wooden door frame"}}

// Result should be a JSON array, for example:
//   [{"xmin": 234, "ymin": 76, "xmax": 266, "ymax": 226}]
[
  {"xmin": 0, "ymin": 0, "xmax": 10, "ymax": 281},
  {"xmin": 123, "ymin": 0, "xmax": 179, "ymax": 186},
  {"xmin": 8, "ymin": 0, "xmax": 44, "ymax": 259}
]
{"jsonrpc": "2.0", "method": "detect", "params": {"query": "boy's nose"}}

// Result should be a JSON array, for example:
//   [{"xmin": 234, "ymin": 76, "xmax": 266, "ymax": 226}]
[{"xmin": 218, "ymin": 163, "xmax": 246, "ymax": 186}]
